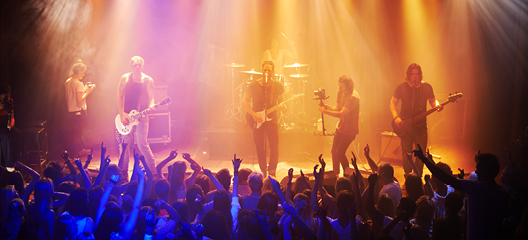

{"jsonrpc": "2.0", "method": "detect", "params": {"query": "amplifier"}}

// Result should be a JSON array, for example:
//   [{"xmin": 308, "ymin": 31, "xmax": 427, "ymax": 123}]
[
  {"xmin": 380, "ymin": 131, "xmax": 401, "ymax": 161},
  {"xmin": 148, "ymin": 112, "xmax": 171, "ymax": 144}
]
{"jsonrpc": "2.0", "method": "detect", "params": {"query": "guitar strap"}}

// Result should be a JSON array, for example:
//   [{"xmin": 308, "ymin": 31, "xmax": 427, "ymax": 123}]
[{"xmin": 268, "ymin": 81, "xmax": 275, "ymax": 108}]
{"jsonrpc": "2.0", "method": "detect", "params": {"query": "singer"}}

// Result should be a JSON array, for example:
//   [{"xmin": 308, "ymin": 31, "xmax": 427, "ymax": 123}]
[
  {"xmin": 389, "ymin": 63, "xmax": 443, "ymax": 177},
  {"xmin": 242, "ymin": 61, "xmax": 286, "ymax": 176}
]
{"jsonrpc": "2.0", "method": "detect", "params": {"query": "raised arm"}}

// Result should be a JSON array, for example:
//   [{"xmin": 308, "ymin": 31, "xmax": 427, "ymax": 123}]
[
  {"xmin": 404, "ymin": 149, "xmax": 422, "ymax": 176},
  {"xmin": 182, "ymin": 153, "xmax": 200, "ymax": 186},
  {"xmin": 423, "ymin": 174, "xmax": 434, "ymax": 198},
  {"xmin": 75, "ymin": 159, "xmax": 91, "ymax": 190},
  {"xmin": 84, "ymin": 148, "xmax": 93, "ymax": 169},
  {"xmin": 61, "ymin": 151, "xmax": 77, "ymax": 176},
  {"xmin": 286, "ymin": 168, "xmax": 294, "ymax": 205},
  {"xmin": 155, "ymin": 199, "xmax": 180, "ymax": 221},
  {"xmin": 350, "ymin": 152, "xmax": 365, "ymax": 192},
  {"xmin": 364, "ymin": 144, "xmax": 378, "ymax": 173},
  {"xmin": 139, "ymin": 155, "xmax": 153, "ymax": 199},
  {"xmin": 131, "ymin": 149, "xmax": 140, "ymax": 182},
  {"xmin": 14, "ymin": 161, "xmax": 40, "ymax": 205},
  {"xmin": 95, "ymin": 180, "xmax": 116, "ymax": 228},
  {"xmin": 202, "ymin": 167, "xmax": 225, "ymax": 191},
  {"xmin": 156, "ymin": 150, "xmax": 177, "ymax": 179},
  {"xmin": 312, "ymin": 154, "xmax": 326, "ymax": 211},
  {"xmin": 365, "ymin": 173, "xmax": 385, "ymax": 226},
  {"xmin": 122, "ymin": 166, "xmax": 146, "ymax": 239},
  {"xmin": 93, "ymin": 156, "xmax": 110, "ymax": 188},
  {"xmin": 99, "ymin": 142, "xmax": 107, "ymax": 171},
  {"xmin": 414, "ymin": 145, "xmax": 461, "ymax": 190},
  {"xmin": 282, "ymin": 203, "xmax": 317, "ymax": 240}
]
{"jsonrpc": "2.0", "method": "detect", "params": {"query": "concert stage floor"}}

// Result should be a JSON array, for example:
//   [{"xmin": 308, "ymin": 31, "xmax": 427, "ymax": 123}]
[{"xmin": 71, "ymin": 129, "xmax": 476, "ymax": 187}]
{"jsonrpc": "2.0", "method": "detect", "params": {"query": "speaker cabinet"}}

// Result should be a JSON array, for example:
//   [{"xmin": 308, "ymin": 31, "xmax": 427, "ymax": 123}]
[
  {"xmin": 380, "ymin": 131, "xmax": 401, "ymax": 161},
  {"xmin": 148, "ymin": 113, "xmax": 171, "ymax": 144}
]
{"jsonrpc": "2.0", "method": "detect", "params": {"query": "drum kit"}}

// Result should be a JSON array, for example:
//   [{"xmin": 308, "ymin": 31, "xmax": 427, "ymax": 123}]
[{"xmin": 224, "ymin": 62, "xmax": 311, "ymax": 130}]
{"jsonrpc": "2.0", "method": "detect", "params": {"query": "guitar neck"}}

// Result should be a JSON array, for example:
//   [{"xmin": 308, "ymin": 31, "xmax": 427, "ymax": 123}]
[
  {"xmin": 132, "ymin": 101, "xmax": 165, "ymax": 120},
  {"xmin": 265, "ymin": 95, "xmax": 300, "ymax": 114},
  {"xmin": 412, "ymin": 99, "xmax": 452, "ymax": 123}
]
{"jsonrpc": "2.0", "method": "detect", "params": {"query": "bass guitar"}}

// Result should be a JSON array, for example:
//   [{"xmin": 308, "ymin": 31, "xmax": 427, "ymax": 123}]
[
  {"xmin": 115, "ymin": 97, "xmax": 171, "ymax": 135},
  {"xmin": 392, "ymin": 92, "xmax": 463, "ymax": 137},
  {"xmin": 246, "ymin": 93, "xmax": 304, "ymax": 130}
]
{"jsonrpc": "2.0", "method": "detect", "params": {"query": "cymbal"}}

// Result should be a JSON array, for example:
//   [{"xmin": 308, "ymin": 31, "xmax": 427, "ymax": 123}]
[
  {"xmin": 284, "ymin": 63, "xmax": 309, "ymax": 68},
  {"xmin": 225, "ymin": 63, "xmax": 246, "ymax": 68},
  {"xmin": 240, "ymin": 70, "xmax": 262, "ymax": 75},
  {"xmin": 289, "ymin": 73, "xmax": 310, "ymax": 78}
]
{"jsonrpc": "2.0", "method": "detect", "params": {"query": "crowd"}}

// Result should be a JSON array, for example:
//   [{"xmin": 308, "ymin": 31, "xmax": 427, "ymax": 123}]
[{"xmin": 0, "ymin": 142, "xmax": 526, "ymax": 240}]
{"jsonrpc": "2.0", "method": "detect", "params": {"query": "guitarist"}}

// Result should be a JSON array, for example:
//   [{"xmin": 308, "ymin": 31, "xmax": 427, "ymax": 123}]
[
  {"xmin": 389, "ymin": 63, "xmax": 443, "ymax": 176},
  {"xmin": 242, "ymin": 61, "xmax": 285, "ymax": 177},
  {"xmin": 116, "ymin": 56, "xmax": 156, "ymax": 180},
  {"xmin": 318, "ymin": 75, "xmax": 360, "ymax": 177}
]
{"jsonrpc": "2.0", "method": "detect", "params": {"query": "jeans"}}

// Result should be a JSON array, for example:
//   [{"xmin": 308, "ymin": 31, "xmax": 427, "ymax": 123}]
[
  {"xmin": 252, "ymin": 121, "xmax": 279, "ymax": 176},
  {"xmin": 117, "ymin": 116, "xmax": 156, "ymax": 178},
  {"xmin": 331, "ymin": 131, "xmax": 356, "ymax": 176},
  {"xmin": 400, "ymin": 127, "xmax": 428, "ymax": 176}
]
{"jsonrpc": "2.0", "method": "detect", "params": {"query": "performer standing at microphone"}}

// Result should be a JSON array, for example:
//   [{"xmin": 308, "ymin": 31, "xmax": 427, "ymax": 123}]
[
  {"xmin": 242, "ymin": 61, "xmax": 286, "ymax": 176},
  {"xmin": 390, "ymin": 63, "xmax": 443, "ymax": 176}
]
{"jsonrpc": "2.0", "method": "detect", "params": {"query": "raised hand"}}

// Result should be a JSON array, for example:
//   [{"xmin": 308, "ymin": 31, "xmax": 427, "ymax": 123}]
[
  {"xmin": 255, "ymin": 209, "xmax": 268, "ymax": 228},
  {"xmin": 412, "ymin": 144, "xmax": 427, "ymax": 161},
  {"xmin": 182, "ymin": 153, "xmax": 191, "ymax": 161},
  {"xmin": 101, "ymin": 142, "xmax": 106, "ymax": 161},
  {"xmin": 364, "ymin": 144, "xmax": 371, "ymax": 158},
  {"xmin": 315, "ymin": 204, "xmax": 328, "ymax": 220},
  {"xmin": 282, "ymin": 202, "xmax": 296, "ymax": 215},
  {"xmin": 133, "ymin": 149, "xmax": 140, "ymax": 162},
  {"xmin": 14, "ymin": 161, "xmax": 23, "ymax": 168},
  {"xmin": 232, "ymin": 154, "xmax": 242, "ymax": 169},
  {"xmin": 155, "ymin": 199, "xmax": 166, "ymax": 208},
  {"xmin": 137, "ymin": 166, "xmax": 146, "ymax": 181},
  {"xmin": 457, "ymin": 168, "xmax": 465, "ymax": 179},
  {"xmin": 169, "ymin": 150, "xmax": 178, "ymax": 160},
  {"xmin": 104, "ymin": 156, "xmax": 111, "ymax": 166},
  {"xmin": 351, "ymin": 151, "xmax": 358, "ymax": 168},
  {"xmin": 300, "ymin": 169, "xmax": 305, "ymax": 179},
  {"xmin": 74, "ymin": 158, "xmax": 82, "ymax": 167},
  {"xmin": 61, "ymin": 151, "xmax": 70, "ymax": 160},
  {"xmin": 288, "ymin": 168, "xmax": 294, "ymax": 183},
  {"xmin": 313, "ymin": 164, "xmax": 320, "ymax": 177},
  {"xmin": 368, "ymin": 173, "xmax": 378, "ymax": 187},
  {"xmin": 87, "ymin": 148, "xmax": 93, "ymax": 163},
  {"xmin": 190, "ymin": 163, "xmax": 200, "ymax": 172},
  {"xmin": 202, "ymin": 167, "xmax": 213, "ymax": 177},
  {"xmin": 318, "ymin": 154, "xmax": 326, "ymax": 169},
  {"xmin": 424, "ymin": 174, "xmax": 431, "ymax": 183}
]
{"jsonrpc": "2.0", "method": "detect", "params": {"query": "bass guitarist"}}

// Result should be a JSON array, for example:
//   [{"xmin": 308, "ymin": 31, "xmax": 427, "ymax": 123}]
[
  {"xmin": 390, "ymin": 63, "xmax": 443, "ymax": 177},
  {"xmin": 116, "ymin": 56, "xmax": 156, "ymax": 180},
  {"xmin": 242, "ymin": 61, "xmax": 285, "ymax": 176}
]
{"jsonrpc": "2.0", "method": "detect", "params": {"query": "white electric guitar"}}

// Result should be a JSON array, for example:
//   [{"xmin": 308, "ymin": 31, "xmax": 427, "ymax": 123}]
[
  {"xmin": 115, "ymin": 97, "xmax": 171, "ymax": 135},
  {"xmin": 246, "ymin": 93, "xmax": 305, "ymax": 129}
]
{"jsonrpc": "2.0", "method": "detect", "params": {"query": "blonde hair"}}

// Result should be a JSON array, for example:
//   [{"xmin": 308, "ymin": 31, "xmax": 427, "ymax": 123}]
[
  {"xmin": 130, "ymin": 56, "xmax": 145, "ymax": 66},
  {"xmin": 69, "ymin": 59, "xmax": 87, "ymax": 78},
  {"xmin": 35, "ymin": 178, "xmax": 54, "ymax": 214}
]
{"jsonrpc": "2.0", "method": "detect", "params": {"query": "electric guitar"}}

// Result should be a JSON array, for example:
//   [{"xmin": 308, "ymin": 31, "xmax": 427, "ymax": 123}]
[
  {"xmin": 391, "ymin": 92, "xmax": 463, "ymax": 137},
  {"xmin": 246, "ymin": 93, "xmax": 305, "ymax": 129},
  {"xmin": 115, "ymin": 97, "xmax": 171, "ymax": 135}
]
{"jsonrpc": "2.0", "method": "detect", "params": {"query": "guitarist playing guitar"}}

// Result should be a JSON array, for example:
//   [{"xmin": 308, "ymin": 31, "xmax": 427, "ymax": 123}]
[
  {"xmin": 116, "ymin": 56, "xmax": 157, "ymax": 180},
  {"xmin": 242, "ymin": 61, "xmax": 286, "ymax": 177},
  {"xmin": 390, "ymin": 63, "xmax": 444, "ymax": 177}
]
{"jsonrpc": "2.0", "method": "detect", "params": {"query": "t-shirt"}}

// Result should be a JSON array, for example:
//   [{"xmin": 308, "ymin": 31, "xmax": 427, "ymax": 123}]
[
  {"xmin": 336, "ymin": 90, "xmax": 360, "ymax": 136},
  {"xmin": 460, "ymin": 180, "xmax": 510, "ymax": 240},
  {"xmin": 240, "ymin": 195, "xmax": 260, "ymax": 210},
  {"xmin": 65, "ymin": 78, "xmax": 87, "ymax": 112},
  {"xmin": 327, "ymin": 215, "xmax": 363, "ymax": 240},
  {"xmin": 380, "ymin": 181, "xmax": 402, "ymax": 211},
  {"xmin": 432, "ymin": 185, "xmax": 455, "ymax": 219},
  {"xmin": 393, "ymin": 81, "xmax": 435, "ymax": 127},
  {"xmin": 246, "ymin": 80, "xmax": 285, "ymax": 122},
  {"xmin": 122, "ymin": 72, "xmax": 152, "ymax": 113}
]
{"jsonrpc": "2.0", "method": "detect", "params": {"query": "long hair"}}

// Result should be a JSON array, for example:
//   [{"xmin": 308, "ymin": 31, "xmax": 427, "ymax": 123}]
[
  {"xmin": 64, "ymin": 188, "xmax": 90, "ymax": 218},
  {"xmin": 135, "ymin": 206, "xmax": 157, "ymax": 240},
  {"xmin": 88, "ymin": 187, "xmax": 104, "ymax": 220},
  {"xmin": 213, "ymin": 190, "xmax": 233, "ymax": 232},
  {"xmin": 69, "ymin": 59, "xmax": 87, "ymax": 78},
  {"xmin": 169, "ymin": 161, "xmax": 186, "ymax": 202},
  {"xmin": 256, "ymin": 192, "xmax": 279, "ymax": 218},
  {"xmin": 1, "ymin": 198, "xmax": 25, "ymax": 239},
  {"xmin": 201, "ymin": 210, "xmax": 231, "ymax": 240},
  {"xmin": 405, "ymin": 63, "xmax": 423, "ymax": 81},
  {"xmin": 94, "ymin": 206, "xmax": 123, "ymax": 240},
  {"xmin": 54, "ymin": 214, "xmax": 77, "ymax": 240},
  {"xmin": 293, "ymin": 193, "xmax": 313, "ymax": 223},
  {"xmin": 337, "ymin": 75, "xmax": 354, "ymax": 105},
  {"xmin": 185, "ymin": 184, "xmax": 204, "ymax": 223},
  {"xmin": 35, "ymin": 178, "xmax": 54, "ymax": 215}
]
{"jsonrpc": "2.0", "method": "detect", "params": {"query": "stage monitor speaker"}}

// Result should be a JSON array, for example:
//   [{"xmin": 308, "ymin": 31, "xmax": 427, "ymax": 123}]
[
  {"xmin": 380, "ymin": 131, "xmax": 401, "ymax": 161},
  {"xmin": 148, "ymin": 113, "xmax": 171, "ymax": 144}
]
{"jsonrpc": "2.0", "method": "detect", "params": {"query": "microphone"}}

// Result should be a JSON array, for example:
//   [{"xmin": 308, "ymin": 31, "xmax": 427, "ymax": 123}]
[{"xmin": 265, "ymin": 73, "xmax": 268, "ymax": 84}]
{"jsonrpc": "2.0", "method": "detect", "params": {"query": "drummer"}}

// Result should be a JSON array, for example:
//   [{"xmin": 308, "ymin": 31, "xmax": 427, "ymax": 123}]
[{"xmin": 261, "ymin": 33, "xmax": 298, "ymax": 75}]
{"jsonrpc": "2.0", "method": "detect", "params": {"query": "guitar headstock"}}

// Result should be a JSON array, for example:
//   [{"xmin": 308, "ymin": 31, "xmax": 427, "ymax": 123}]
[
  {"xmin": 447, "ymin": 92, "xmax": 463, "ymax": 102},
  {"xmin": 160, "ymin": 97, "xmax": 172, "ymax": 106}
]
